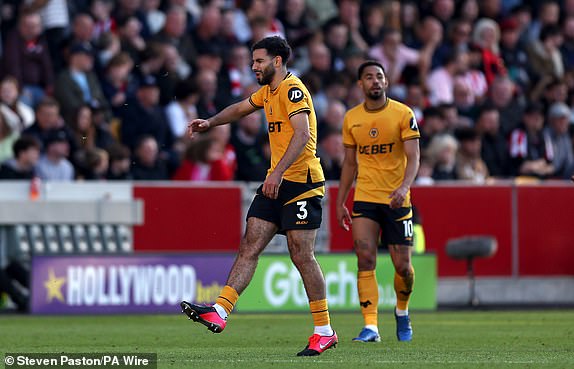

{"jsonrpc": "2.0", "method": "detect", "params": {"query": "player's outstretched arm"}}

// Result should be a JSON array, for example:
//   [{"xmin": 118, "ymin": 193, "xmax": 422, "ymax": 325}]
[
  {"xmin": 336, "ymin": 146, "xmax": 358, "ymax": 231},
  {"xmin": 389, "ymin": 138, "xmax": 420, "ymax": 209},
  {"xmin": 188, "ymin": 99, "xmax": 257, "ymax": 137}
]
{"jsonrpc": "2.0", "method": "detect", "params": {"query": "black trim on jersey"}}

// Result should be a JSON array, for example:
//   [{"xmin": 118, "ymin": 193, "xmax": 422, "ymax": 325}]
[
  {"xmin": 288, "ymin": 107, "xmax": 311, "ymax": 118},
  {"xmin": 248, "ymin": 96, "xmax": 263, "ymax": 109}
]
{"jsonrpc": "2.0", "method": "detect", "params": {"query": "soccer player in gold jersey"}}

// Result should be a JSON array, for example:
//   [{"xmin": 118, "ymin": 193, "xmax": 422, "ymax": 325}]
[
  {"xmin": 180, "ymin": 36, "xmax": 337, "ymax": 356},
  {"xmin": 336, "ymin": 60, "xmax": 420, "ymax": 342}
]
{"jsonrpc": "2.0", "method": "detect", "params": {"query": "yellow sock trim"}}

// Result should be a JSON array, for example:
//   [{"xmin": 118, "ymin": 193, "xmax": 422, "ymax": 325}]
[
  {"xmin": 394, "ymin": 266, "xmax": 415, "ymax": 311},
  {"xmin": 215, "ymin": 285, "xmax": 239, "ymax": 315},
  {"xmin": 309, "ymin": 299, "xmax": 330, "ymax": 326},
  {"xmin": 357, "ymin": 270, "xmax": 378, "ymax": 326}
]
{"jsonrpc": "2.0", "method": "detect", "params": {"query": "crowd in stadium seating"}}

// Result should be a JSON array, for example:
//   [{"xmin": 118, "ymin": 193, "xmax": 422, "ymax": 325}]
[{"xmin": 0, "ymin": 0, "xmax": 573, "ymax": 184}]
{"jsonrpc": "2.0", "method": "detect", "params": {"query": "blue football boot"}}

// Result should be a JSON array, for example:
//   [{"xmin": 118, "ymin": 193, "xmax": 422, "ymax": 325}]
[
  {"xmin": 352, "ymin": 327, "xmax": 381, "ymax": 342},
  {"xmin": 395, "ymin": 311, "xmax": 413, "ymax": 341}
]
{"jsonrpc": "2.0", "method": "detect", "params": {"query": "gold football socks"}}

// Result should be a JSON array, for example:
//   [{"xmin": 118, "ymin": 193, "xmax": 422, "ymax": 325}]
[{"xmin": 357, "ymin": 270, "xmax": 379, "ymax": 326}]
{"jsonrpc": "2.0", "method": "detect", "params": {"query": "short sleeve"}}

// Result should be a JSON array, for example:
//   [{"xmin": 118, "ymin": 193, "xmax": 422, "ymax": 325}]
[
  {"xmin": 249, "ymin": 87, "xmax": 265, "ymax": 109},
  {"xmin": 401, "ymin": 108, "xmax": 421, "ymax": 141},
  {"xmin": 284, "ymin": 83, "xmax": 311, "ymax": 119},
  {"xmin": 342, "ymin": 113, "xmax": 356, "ymax": 147}
]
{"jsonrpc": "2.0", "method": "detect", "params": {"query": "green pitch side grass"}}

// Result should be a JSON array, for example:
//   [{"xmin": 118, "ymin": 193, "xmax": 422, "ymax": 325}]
[{"xmin": 1, "ymin": 310, "xmax": 573, "ymax": 368}]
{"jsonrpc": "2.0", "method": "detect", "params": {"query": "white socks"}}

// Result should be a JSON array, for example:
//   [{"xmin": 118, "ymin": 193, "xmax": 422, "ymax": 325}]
[
  {"xmin": 365, "ymin": 324, "xmax": 379, "ymax": 333},
  {"xmin": 395, "ymin": 307, "xmax": 409, "ymax": 317},
  {"xmin": 314, "ymin": 324, "xmax": 334, "ymax": 336},
  {"xmin": 213, "ymin": 303, "xmax": 228, "ymax": 320}
]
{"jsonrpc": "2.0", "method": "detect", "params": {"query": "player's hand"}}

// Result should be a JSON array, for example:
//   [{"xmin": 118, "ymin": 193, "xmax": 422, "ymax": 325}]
[
  {"xmin": 336, "ymin": 204, "xmax": 352, "ymax": 231},
  {"xmin": 389, "ymin": 186, "xmax": 408, "ymax": 209},
  {"xmin": 262, "ymin": 171, "xmax": 283, "ymax": 199},
  {"xmin": 187, "ymin": 119, "xmax": 210, "ymax": 138}
]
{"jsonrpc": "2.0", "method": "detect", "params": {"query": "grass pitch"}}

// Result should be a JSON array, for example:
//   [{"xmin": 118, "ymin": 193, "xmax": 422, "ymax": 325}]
[{"xmin": 1, "ymin": 310, "xmax": 573, "ymax": 368}]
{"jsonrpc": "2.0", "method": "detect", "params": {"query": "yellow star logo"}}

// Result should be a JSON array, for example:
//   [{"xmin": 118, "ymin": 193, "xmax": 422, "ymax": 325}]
[{"xmin": 44, "ymin": 268, "xmax": 66, "ymax": 303}]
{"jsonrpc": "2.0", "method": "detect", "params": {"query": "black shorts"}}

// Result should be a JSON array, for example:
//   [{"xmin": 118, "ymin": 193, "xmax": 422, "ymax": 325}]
[
  {"xmin": 247, "ymin": 179, "xmax": 324, "ymax": 233},
  {"xmin": 352, "ymin": 201, "xmax": 414, "ymax": 246}
]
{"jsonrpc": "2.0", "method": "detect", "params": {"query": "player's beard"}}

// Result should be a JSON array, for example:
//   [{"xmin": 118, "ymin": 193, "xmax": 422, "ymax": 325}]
[
  {"xmin": 256, "ymin": 63, "xmax": 275, "ymax": 85},
  {"xmin": 366, "ymin": 88, "xmax": 384, "ymax": 101}
]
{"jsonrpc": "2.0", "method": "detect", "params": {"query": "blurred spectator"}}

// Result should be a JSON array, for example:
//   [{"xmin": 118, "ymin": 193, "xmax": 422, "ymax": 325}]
[
  {"xmin": 160, "ymin": 41, "xmax": 192, "ymax": 87},
  {"xmin": 484, "ymin": 76, "xmax": 524, "ymax": 137},
  {"xmin": 226, "ymin": 44, "xmax": 257, "ymax": 99},
  {"xmin": 195, "ymin": 69, "xmax": 226, "ymax": 119},
  {"xmin": 130, "ymin": 135, "xmax": 169, "ymax": 180},
  {"xmin": 24, "ymin": 0, "xmax": 70, "ymax": 74},
  {"xmin": 95, "ymin": 30, "xmax": 121, "ymax": 68},
  {"xmin": 3, "ymin": 11, "xmax": 54, "ymax": 107},
  {"xmin": 360, "ymin": 2, "xmax": 386, "ymax": 47},
  {"xmin": 165, "ymin": 79, "xmax": 198, "ymax": 140},
  {"xmin": 132, "ymin": 42, "xmax": 165, "ymax": 88},
  {"xmin": 509, "ymin": 102, "xmax": 555, "ymax": 178},
  {"xmin": 540, "ymin": 78, "xmax": 568, "ymax": 113},
  {"xmin": 499, "ymin": 17, "xmax": 530, "ymax": 91},
  {"xmin": 0, "ymin": 135, "xmax": 40, "ymax": 180},
  {"xmin": 527, "ymin": 25, "xmax": 565, "ymax": 101},
  {"xmin": 142, "ymin": 0, "xmax": 165, "ymax": 35},
  {"xmin": 112, "ymin": 0, "xmax": 151, "ymax": 39},
  {"xmin": 404, "ymin": 79, "xmax": 428, "ymax": 123},
  {"xmin": 230, "ymin": 112, "xmax": 268, "ymax": 182},
  {"xmin": 99, "ymin": 52, "xmax": 136, "ymax": 116},
  {"xmin": 335, "ymin": 0, "xmax": 368, "ymax": 53},
  {"xmin": 118, "ymin": 75, "xmax": 171, "ymax": 152},
  {"xmin": 116, "ymin": 15, "xmax": 147, "ymax": 64},
  {"xmin": 208, "ymin": 124, "xmax": 236, "ymax": 178},
  {"xmin": 470, "ymin": 18, "xmax": 507, "ymax": 85},
  {"xmin": 106, "ymin": 142, "xmax": 132, "ymax": 180},
  {"xmin": 438, "ymin": 18, "xmax": 472, "ymax": 64},
  {"xmin": 544, "ymin": 102, "xmax": 574, "ymax": 179},
  {"xmin": 438, "ymin": 102, "xmax": 473, "ymax": 131},
  {"xmin": 69, "ymin": 104, "xmax": 115, "ymax": 152},
  {"xmin": 420, "ymin": 107, "xmax": 448, "ymax": 150},
  {"xmin": 54, "ymin": 43, "xmax": 110, "ymax": 123},
  {"xmin": 318, "ymin": 99, "xmax": 345, "ymax": 141},
  {"xmin": 400, "ymin": 0, "xmax": 418, "ymax": 45},
  {"xmin": 301, "ymin": 42, "xmax": 332, "ymax": 90},
  {"xmin": 409, "ymin": 15, "xmax": 444, "ymax": 71},
  {"xmin": 152, "ymin": 6, "xmax": 196, "ymax": 66},
  {"xmin": 478, "ymin": 0, "xmax": 502, "ymax": 21},
  {"xmin": 454, "ymin": 127, "xmax": 489, "ymax": 183},
  {"xmin": 430, "ymin": 0, "xmax": 456, "ymax": 27},
  {"xmin": 0, "ymin": 76, "xmax": 35, "ymax": 132},
  {"xmin": 369, "ymin": 28, "xmax": 433, "ymax": 94},
  {"xmin": 75, "ymin": 147, "xmax": 109, "ymax": 180},
  {"xmin": 455, "ymin": 0, "xmax": 480, "ymax": 25},
  {"xmin": 21, "ymin": 97, "xmax": 76, "ymax": 154},
  {"xmin": 317, "ymin": 128, "xmax": 344, "ymax": 181},
  {"xmin": 427, "ymin": 50, "xmax": 470, "ymax": 105},
  {"xmin": 191, "ymin": 5, "xmax": 226, "ymax": 61},
  {"xmin": 172, "ymin": 135, "xmax": 233, "ymax": 181},
  {"xmin": 561, "ymin": 15, "xmax": 574, "ymax": 70},
  {"xmin": 526, "ymin": 0, "xmax": 560, "ymax": 43},
  {"xmin": 323, "ymin": 17, "xmax": 350, "ymax": 72},
  {"xmin": 474, "ymin": 104, "xmax": 511, "ymax": 178},
  {"xmin": 36, "ymin": 129, "xmax": 75, "ymax": 181},
  {"xmin": 426, "ymin": 133, "xmax": 458, "ymax": 180},
  {"xmin": 90, "ymin": 0, "xmax": 115, "ymax": 41},
  {"xmin": 0, "ymin": 111, "xmax": 18, "ymax": 162},
  {"xmin": 277, "ymin": 0, "xmax": 317, "ymax": 49}
]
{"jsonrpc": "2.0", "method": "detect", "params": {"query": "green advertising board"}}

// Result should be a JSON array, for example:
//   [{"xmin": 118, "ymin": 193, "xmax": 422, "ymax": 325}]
[{"xmin": 238, "ymin": 253, "xmax": 436, "ymax": 312}]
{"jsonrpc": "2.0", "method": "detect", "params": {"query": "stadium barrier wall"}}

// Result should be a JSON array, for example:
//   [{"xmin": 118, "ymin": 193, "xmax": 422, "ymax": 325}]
[
  {"xmin": 133, "ymin": 182, "xmax": 574, "ymax": 278},
  {"xmin": 30, "ymin": 254, "xmax": 436, "ymax": 314}
]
